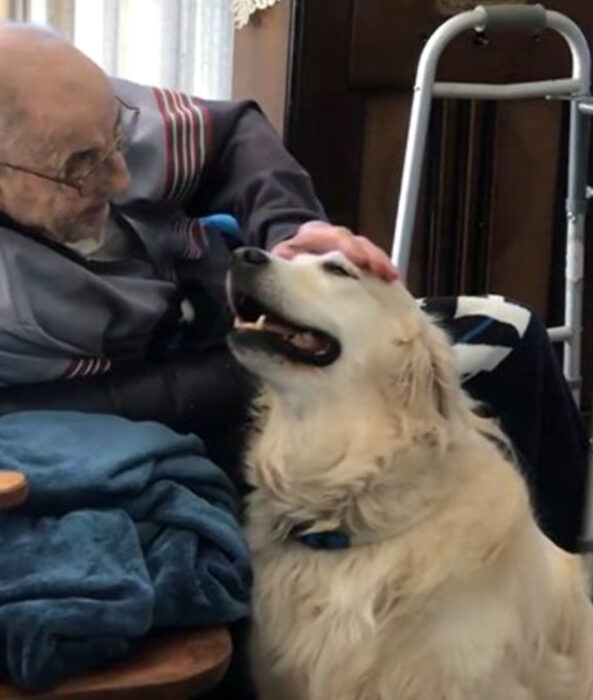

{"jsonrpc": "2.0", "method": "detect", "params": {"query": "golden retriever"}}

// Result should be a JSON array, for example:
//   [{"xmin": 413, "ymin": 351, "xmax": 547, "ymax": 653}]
[{"xmin": 226, "ymin": 246, "xmax": 593, "ymax": 700}]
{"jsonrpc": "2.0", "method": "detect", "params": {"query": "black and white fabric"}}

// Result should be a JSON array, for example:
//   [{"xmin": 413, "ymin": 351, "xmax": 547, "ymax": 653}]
[
  {"xmin": 422, "ymin": 294, "xmax": 588, "ymax": 555},
  {"xmin": 422, "ymin": 294, "xmax": 531, "ymax": 382}
]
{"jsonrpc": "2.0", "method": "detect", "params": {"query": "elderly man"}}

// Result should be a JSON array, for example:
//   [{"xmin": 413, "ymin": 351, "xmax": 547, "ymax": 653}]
[
  {"xmin": 0, "ymin": 23, "xmax": 587, "ymax": 553},
  {"xmin": 0, "ymin": 23, "xmax": 396, "ymax": 387}
]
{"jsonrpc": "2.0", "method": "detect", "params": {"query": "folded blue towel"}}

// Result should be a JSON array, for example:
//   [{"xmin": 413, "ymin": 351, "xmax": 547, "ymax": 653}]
[{"xmin": 0, "ymin": 411, "xmax": 251, "ymax": 690}]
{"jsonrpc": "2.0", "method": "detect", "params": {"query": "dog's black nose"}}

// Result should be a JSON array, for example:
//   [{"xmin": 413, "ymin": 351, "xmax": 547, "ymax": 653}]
[{"xmin": 234, "ymin": 247, "xmax": 270, "ymax": 266}]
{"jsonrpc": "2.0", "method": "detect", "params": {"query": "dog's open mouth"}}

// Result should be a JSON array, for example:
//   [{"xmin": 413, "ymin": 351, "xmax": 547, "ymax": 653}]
[{"xmin": 231, "ymin": 292, "xmax": 341, "ymax": 367}]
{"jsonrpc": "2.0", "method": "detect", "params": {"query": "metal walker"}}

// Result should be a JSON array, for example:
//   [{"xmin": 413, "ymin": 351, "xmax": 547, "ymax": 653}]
[{"xmin": 389, "ymin": 4, "xmax": 593, "ymax": 568}]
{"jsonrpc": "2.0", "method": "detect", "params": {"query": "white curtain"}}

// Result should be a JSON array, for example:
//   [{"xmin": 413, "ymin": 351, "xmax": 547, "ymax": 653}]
[
  {"xmin": 26, "ymin": 0, "xmax": 235, "ymax": 99},
  {"xmin": 231, "ymin": 0, "xmax": 285, "ymax": 29}
]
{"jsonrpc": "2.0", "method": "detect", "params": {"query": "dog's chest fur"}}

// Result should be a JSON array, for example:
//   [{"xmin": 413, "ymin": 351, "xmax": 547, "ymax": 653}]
[
  {"xmin": 247, "ymin": 515, "xmax": 588, "ymax": 700},
  {"xmin": 245, "ymin": 421, "xmax": 593, "ymax": 700}
]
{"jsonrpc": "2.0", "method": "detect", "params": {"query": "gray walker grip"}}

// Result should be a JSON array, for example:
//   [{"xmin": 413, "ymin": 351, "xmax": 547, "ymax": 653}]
[{"xmin": 476, "ymin": 4, "xmax": 547, "ymax": 33}]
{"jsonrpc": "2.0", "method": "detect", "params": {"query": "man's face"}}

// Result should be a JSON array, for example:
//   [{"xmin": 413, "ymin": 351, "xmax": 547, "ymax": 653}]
[{"xmin": 0, "ymin": 85, "xmax": 132, "ymax": 246}]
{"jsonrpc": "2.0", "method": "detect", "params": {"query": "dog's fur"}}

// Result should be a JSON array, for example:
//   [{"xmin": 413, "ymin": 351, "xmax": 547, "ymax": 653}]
[{"xmin": 227, "ymin": 249, "xmax": 593, "ymax": 700}]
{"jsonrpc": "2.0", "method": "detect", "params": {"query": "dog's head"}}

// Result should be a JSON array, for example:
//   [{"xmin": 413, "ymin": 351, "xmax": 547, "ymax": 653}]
[
  {"xmin": 226, "ymin": 248, "xmax": 511, "ymax": 544},
  {"xmin": 226, "ymin": 247, "xmax": 459, "ymax": 421}
]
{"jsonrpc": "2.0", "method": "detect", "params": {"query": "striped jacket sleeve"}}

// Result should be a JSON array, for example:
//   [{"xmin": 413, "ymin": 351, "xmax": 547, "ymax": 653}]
[
  {"xmin": 193, "ymin": 99, "xmax": 327, "ymax": 250},
  {"xmin": 114, "ymin": 79, "xmax": 327, "ymax": 252},
  {"xmin": 151, "ymin": 86, "xmax": 212, "ymax": 205}
]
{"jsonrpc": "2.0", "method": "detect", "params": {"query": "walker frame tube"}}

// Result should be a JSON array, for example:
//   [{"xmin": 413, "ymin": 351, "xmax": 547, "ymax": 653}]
[
  {"xmin": 391, "ymin": 5, "xmax": 590, "ymax": 401},
  {"xmin": 390, "ymin": 5, "xmax": 593, "ymax": 559}
]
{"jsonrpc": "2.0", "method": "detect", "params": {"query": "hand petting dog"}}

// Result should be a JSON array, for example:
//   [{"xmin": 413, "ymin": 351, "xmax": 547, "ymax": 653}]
[{"xmin": 272, "ymin": 220, "xmax": 399, "ymax": 283}]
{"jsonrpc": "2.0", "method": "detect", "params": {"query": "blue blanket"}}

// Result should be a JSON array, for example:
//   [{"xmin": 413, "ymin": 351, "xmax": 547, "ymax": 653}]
[{"xmin": 0, "ymin": 411, "xmax": 251, "ymax": 690}]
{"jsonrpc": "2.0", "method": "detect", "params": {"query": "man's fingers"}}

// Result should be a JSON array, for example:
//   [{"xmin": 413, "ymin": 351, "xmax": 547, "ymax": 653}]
[
  {"xmin": 334, "ymin": 236, "xmax": 367, "ymax": 268},
  {"xmin": 272, "ymin": 240, "xmax": 298, "ymax": 259},
  {"xmin": 354, "ymin": 236, "xmax": 398, "ymax": 282},
  {"xmin": 354, "ymin": 236, "xmax": 383, "ymax": 277},
  {"xmin": 296, "ymin": 220, "xmax": 334, "ymax": 235},
  {"xmin": 275, "ymin": 229, "xmax": 351, "ymax": 258},
  {"xmin": 271, "ymin": 223, "xmax": 398, "ymax": 282}
]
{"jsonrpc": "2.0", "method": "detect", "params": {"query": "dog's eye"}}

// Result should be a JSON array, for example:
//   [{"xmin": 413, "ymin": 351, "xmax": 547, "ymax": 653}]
[{"xmin": 322, "ymin": 261, "xmax": 357, "ymax": 278}]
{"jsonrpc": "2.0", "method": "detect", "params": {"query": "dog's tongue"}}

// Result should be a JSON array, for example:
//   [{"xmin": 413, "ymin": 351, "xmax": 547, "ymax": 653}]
[
  {"xmin": 287, "ymin": 330, "xmax": 320, "ymax": 351},
  {"xmin": 262, "ymin": 318, "xmax": 293, "ymax": 335},
  {"xmin": 262, "ymin": 318, "xmax": 320, "ymax": 351},
  {"xmin": 234, "ymin": 314, "xmax": 327, "ymax": 353}
]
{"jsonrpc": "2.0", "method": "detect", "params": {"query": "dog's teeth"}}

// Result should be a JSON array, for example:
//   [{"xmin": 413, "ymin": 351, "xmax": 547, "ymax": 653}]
[{"xmin": 233, "ymin": 315, "xmax": 267, "ymax": 331}]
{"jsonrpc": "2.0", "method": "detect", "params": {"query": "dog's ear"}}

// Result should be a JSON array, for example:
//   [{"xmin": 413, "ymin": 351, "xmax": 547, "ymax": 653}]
[
  {"xmin": 427, "ymin": 325, "xmax": 459, "ymax": 419},
  {"xmin": 398, "ymin": 323, "xmax": 458, "ymax": 420}
]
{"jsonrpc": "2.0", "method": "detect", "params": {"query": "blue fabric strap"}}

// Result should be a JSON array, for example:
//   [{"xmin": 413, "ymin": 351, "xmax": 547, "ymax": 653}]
[{"xmin": 294, "ymin": 529, "xmax": 351, "ymax": 550}]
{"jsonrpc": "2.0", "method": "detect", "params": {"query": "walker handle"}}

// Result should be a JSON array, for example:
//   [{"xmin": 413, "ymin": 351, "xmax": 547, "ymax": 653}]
[{"xmin": 476, "ymin": 4, "xmax": 547, "ymax": 33}]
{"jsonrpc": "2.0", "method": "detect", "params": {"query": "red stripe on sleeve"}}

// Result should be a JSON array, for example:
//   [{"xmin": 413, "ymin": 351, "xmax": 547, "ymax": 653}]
[{"xmin": 153, "ymin": 87, "xmax": 174, "ymax": 200}]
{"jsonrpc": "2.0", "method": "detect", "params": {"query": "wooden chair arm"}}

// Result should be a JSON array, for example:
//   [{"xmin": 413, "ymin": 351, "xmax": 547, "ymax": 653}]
[
  {"xmin": 0, "ymin": 471, "xmax": 28, "ymax": 509},
  {"xmin": 0, "ymin": 627, "xmax": 232, "ymax": 699},
  {"xmin": 0, "ymin": 474, "xmax": 232, "ymax": 697}
]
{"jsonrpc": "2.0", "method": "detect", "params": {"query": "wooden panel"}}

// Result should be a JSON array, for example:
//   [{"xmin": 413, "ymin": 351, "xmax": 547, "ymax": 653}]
[
  {"xmin": 486, "ymin": 101, "xmax": 562, "ymax": 315},
  {"xmin": 358, "ymin": 96, "xmax": 409, "ymax": 253},
  {"xmin": 358, "ymin": 96, "xmax": 562, "ymax": 310},
  {"xmin": 437, "ymin": 0, "xmax": 527, "ymax": 13},
  {"xmin": 232, "ymin": 0, "xmax": 293, "ymax": 137},
  {"xmin": 456, "ymin": 101, "xmax": 495, "ymax": 294},
  {"xmin": 358, "ymin": 94, "xmax": 435, "ymax": 296},
  {"xmin": 287, "ymin": 0, "xmax": 364, "ymax": 229},
  {"xmin": 359, "ymin": 96, "xmax": 497, "ymax": 297},
  {"xmin": 349, "ymin": 0, "xmax": 592, "ymax": 89}
]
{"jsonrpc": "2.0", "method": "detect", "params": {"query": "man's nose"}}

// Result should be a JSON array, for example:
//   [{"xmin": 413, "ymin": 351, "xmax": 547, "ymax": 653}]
[{"xmin": 103, "ymin": 151, "xmax": 131, "ymax": 197}]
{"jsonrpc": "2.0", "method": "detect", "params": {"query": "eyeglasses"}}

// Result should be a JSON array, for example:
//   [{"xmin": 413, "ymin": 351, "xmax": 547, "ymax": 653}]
[{"xmin": 0, "ymin": 97, "xmax": 139, "ymax": 197}]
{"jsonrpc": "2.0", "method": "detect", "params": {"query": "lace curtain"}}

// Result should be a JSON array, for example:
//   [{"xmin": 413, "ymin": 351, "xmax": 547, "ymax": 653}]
[
  {"xmin": 1, "ymin": 0, "xmax": 288, "ymax": 94},
  {"xmin": 231, "ymin": 0, "xmax": 285, "ymax": 28},
  {"xmin": 17, "ymin": 0, "xmax": 236, "ymax": 99}
]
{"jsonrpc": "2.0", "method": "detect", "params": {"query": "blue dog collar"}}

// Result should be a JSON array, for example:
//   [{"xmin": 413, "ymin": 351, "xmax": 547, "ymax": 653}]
[{"xmin": 290, "ymin": 525, "xmax": 351, "ymax": 551}]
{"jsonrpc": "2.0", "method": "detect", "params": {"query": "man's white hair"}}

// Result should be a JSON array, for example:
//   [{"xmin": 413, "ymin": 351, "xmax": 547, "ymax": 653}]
[{"xmin": 0, "ymin": 23, "xmax": 62, "ymax": 159}]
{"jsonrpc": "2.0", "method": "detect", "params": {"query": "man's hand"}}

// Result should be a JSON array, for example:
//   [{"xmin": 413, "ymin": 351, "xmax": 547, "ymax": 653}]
[{"xmin": 271, "ymin": 221, "xmax": 398, "ymax": 283}]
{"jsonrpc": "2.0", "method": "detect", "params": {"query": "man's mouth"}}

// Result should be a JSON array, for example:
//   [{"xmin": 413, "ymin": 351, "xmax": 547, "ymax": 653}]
[
  {"xmin": 230, "ymin": 291, "xmax": 341, "ymax": 367},
  {"xmin": 82, "ymin": 202, "xmax": 108, "ymax": 219}
]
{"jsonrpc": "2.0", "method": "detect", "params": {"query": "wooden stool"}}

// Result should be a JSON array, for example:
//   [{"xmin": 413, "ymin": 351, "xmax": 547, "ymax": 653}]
[{"xmin": 0, "ymin": 471, "xmax": 233, "ymax": 699}]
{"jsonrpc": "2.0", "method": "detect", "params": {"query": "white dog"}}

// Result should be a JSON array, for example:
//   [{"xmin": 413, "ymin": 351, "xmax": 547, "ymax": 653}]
[{"xmin": 226, "ymin": 246, "xmax": 593, "ymax": 700}]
